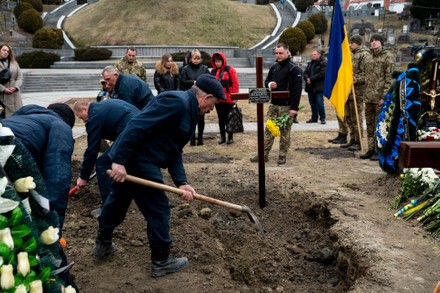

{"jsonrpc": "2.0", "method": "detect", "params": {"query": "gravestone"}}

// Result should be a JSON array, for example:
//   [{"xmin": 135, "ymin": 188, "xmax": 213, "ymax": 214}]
[{"xmin": 410, "ymin": 19, "xmax": 421, "ymax": 32}]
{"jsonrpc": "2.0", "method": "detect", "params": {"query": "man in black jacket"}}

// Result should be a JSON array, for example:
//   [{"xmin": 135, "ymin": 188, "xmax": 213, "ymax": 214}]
[
  {"xmin": 303, "ymin": 50, "xmax": 327, "ymax": 125},
  {"xmin": 73, "ymin": 99, "xmax": 140, "ymax": 217},
  {"xmin": 250, "ymin": 43, "xmax": 303, "ymax": 165}
]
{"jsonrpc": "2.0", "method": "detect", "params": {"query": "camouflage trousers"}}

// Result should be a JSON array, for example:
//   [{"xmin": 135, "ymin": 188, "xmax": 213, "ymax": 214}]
[
  {"xmin": 264, "ymin": 105, "xmax": 293, "ymax": 157},
  {"xmin": 336, "ymin": 116, "xmax": 348, "ymax": 135},
  {"xmin": 364, "ymin": 102, "xmax": 381, "ymax": 151},
  {"xmin": 345, "ymin": 97, "xmax": 364, "ymax": 142}
]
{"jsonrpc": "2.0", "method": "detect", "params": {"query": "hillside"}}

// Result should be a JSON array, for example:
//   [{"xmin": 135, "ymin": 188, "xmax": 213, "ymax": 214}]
[{"xmin": 62, "ymin": 0, "xmax": 276, "ymax": 48}]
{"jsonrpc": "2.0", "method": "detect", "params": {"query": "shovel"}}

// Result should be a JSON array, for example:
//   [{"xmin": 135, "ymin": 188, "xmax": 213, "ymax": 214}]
[
  {"xmin": 68, "ymin": 172, "xmax": 97, "ymax": 197},
  {"xmin": 107, "ymin": 171, "xmax": 265, "ymax": 238}
]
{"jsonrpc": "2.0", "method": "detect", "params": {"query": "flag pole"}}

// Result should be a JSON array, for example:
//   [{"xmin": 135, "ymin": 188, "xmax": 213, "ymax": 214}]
[{"xmin": 351, "ymin": 85, "xmax": 364, "ymax": 152}]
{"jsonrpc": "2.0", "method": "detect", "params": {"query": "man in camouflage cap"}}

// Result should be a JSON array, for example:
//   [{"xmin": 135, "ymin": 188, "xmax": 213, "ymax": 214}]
[
  {"xmin": 115, "ymin": 47, "xmax": 147, "ymax": 82},
  {"xmin": 360, "ymin": 33, "xmax": 395, "ymax": 160}
]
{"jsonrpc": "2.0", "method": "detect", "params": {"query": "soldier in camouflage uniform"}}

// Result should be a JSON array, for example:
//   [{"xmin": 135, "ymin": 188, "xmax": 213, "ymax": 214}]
[
  {"xmin": 249, "ymin": 43, "xmax": 303, "ymax": 165},
  {"xmin": 340, "ymin": 34, "xmax": 371, "ymax": 152},
  {"xmin": 360, "ymin": 33, "xmax": 395, "ymax": 160},
  {"xmin": 115, "ymin": 47, "xmax": 147, "ymax": 82}
]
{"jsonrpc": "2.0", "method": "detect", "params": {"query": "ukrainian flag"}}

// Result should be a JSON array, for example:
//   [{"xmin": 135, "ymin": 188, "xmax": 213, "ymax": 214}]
[{"xmin": 323, "ymin": 0, "xmax": 353, "ymax": 120}]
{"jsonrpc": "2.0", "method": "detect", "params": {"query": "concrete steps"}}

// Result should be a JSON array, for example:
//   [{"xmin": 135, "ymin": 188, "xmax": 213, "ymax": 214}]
[
  {"xmin": 21, "ymin": 71, "xmax": 259, "ymax": 93},
  {"xmin": 50, "ymin": 57, "xmax": 252, "ymax": 70}
]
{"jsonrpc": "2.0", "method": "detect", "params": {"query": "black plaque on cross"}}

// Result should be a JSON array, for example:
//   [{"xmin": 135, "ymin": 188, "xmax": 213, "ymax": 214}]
[{"xmin": 231, "ymin": 56, "xmax": 289, "ymax": 208}]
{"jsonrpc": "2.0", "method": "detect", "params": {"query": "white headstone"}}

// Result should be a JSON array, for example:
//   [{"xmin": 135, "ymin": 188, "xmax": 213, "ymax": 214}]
[{"xmin": 403, "ymin": 25, "xmax": 408, "ymax": 34}]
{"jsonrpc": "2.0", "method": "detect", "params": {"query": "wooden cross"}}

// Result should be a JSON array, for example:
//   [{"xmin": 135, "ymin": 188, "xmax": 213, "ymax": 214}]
[{"xmin": 231, "ymin": 56, "xmax": 289, "ymax": 209}]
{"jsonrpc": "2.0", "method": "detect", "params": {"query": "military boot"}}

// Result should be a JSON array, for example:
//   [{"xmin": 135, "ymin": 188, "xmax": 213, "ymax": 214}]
[
  {"xmin": 151, "ymin": 247, "xmax": 189, "ymax": 277},
  {"xmin": 277, "ymin": 156, "xmax": 286, "ymax": 165},
  {"xmin": 328, "ymin": 133, "xmax": 344, "ymax": 143},
  {"xmin": 348, "ymin": 142, "xmax": 361, "ymax": 151},
  {"xmin": 340, "ymin": 139, "xmax": 355, "ymax": 148},
  {"xmin": 250, "ymin": 153, "xmax": 269, "ymax": 163},
  {"xmin": 332, "ymin": 134, "xmax": 347, "ymax": 144}
]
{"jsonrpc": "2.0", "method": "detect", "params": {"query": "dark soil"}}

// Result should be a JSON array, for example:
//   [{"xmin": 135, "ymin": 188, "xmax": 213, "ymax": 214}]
[{"xmin": 64, "ymin": 129, "xmax": 440, "ymax": 293}]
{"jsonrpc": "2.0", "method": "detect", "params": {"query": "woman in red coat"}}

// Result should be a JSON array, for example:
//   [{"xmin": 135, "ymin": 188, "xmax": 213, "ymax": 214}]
[{"xmin": 210, "ymin": 52, "xmax": 240, "ymax": 144}]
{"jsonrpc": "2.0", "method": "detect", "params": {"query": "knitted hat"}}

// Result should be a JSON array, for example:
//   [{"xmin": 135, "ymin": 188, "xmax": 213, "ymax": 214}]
[
  {"xmin": 47, "ymin": 103, "xmax": 75, "ymax": 128},
  {"xmin": 350, "ymin": 34, "xmax": 363, "ymax": 46},
  {"xmin": 195, "ymin": 74, "xmax": 227, "ymax": 101},
  {"xmin": 370, "ymin": 33, "xmax": 384, "ymax": 46}
]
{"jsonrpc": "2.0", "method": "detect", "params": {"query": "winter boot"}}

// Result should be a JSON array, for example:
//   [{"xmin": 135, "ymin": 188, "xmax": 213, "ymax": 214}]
[
  {"xmin": 218, "ymin": 132, "xmax": 226, "ymax": 144},
  {"xmin": 328, "ymin": 133, "xmax": 343, "ymax": 143},
  {"xmin": 151, "ymin": 246, "xmax": 189, "ymax": 277},
  {"xmin": 197, "ymin": 133, "xmax": 203, "ymax": 146},
  {"xmin": 227, "ymin": 132, "xmax": 233, "ymax": 144},
  {"xmin": 332, "ymin": 134, "xmax": 347, "ymax": 144},
  {"xmin": 92, "ymin": 228, "xmax": 116, "ymax": 257},
  {"xmin": 92, "ymin": 239, "xmax": 116, "ymax": 257}
]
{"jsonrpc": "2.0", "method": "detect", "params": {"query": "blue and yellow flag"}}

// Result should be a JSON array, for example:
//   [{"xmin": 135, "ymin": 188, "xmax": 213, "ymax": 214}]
[{"xmin": 323, "ymin": 0, "xmax": 353, "ymax": 120}]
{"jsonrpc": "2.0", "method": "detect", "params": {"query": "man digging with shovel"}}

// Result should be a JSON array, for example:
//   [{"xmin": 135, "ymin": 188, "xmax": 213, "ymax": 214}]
[{"xmin": 92, "ymin": 74, "xmax": 226, "ymax": 277}]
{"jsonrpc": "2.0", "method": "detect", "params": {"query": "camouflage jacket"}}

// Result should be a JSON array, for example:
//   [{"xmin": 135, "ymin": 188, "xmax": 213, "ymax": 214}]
[
  {"xmin": 115, "ymin": 57, "xmax": 147, "ymax": 81},
  {"xmin": 364, "ymin": 48, "xmax": 395, "ymax": 103},
  {"xmin": 348, "ymin": 47, "xmax": 370, "ymax": 101}
]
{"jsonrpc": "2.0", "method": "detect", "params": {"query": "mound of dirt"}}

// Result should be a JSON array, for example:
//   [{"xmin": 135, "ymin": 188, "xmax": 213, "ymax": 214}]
[{"xmin": 64, "ymin": 129, "xmax": 440, "ymax": 293}]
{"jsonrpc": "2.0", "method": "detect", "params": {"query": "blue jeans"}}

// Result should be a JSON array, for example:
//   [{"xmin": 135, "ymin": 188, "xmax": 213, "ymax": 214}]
[{"xmin": 308, "ymin": 92, "xmax": 326, "ymax": 121}]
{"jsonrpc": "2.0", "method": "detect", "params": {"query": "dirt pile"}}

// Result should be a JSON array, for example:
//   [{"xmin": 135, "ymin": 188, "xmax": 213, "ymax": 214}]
[{"xmin": 63, "ymin": 130, "xmax": 440, "ymax": 293}]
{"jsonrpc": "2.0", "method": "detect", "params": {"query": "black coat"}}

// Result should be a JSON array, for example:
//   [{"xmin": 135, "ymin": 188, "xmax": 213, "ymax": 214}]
[
  {"xmin": 264, "ymin": 58, "xmax": 303, "ymax": 111},
  {"xmin": 303, "ymin": 57, "xmax": 327, "ymax": 93}
]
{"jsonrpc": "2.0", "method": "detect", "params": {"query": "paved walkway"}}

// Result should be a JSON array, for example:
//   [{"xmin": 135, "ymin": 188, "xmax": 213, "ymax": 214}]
[{"xmin": 21, "ymin": 89, "xmax": 339, "ymax": 138}]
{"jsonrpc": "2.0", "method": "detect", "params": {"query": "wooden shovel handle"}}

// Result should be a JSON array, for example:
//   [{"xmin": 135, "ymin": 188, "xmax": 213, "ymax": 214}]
[{"xmin": 123, "ymin": 173, "xmax": 246, "ymax": 212}]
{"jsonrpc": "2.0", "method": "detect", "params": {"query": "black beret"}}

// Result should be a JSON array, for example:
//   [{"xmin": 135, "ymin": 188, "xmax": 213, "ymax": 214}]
[
  {"xmin": 47, "ymin": 103, "xmax": 75, "ymax": 128},
  {"xmin": 195, "ymin": 74, "xmax": 227, "ymax": 101}
]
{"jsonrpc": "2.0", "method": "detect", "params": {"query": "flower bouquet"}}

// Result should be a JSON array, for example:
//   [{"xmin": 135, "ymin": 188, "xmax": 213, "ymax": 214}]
[
  {"xmin": 417, "ymin": 127, "xmax": 440, "ymax": 141},
  {"xmin": 266, "ymin": 113, "xmax": 292, "ymax": 137},
  {"xmin": 391, "ymin": 168, "xmax": 438, "ymax": 209},
  {"xmin": 393, "ymin": 167, "xmax": 440, "ymax": 240}
]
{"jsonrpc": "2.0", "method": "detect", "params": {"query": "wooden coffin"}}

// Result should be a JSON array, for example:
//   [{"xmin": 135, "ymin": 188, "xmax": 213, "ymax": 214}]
[{"xmin": 398, "ymin": 141, "xmax": 440, "ymax": 169}]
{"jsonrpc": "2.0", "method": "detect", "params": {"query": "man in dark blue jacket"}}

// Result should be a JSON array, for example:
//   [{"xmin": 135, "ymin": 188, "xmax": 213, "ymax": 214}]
[
  {"xmin": 102, "ymin": 65, "xmax": 154, "ymax": 110},
  {"xmin": 73, "ymin": 99, "xmax": 140, "ymax": 217},
  {"xmin": 92, "ymin": 74, "xmax": 226, "ymax": 278},
  {"xmin": 1, "ymin": 103, "xmax": 75, "ymax": 232}
]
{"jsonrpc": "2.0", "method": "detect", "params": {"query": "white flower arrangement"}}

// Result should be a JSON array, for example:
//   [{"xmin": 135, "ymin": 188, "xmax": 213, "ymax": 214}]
[{"xmin": 417, "ymin": 127, "xmax": 440, "ymax": 141}]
